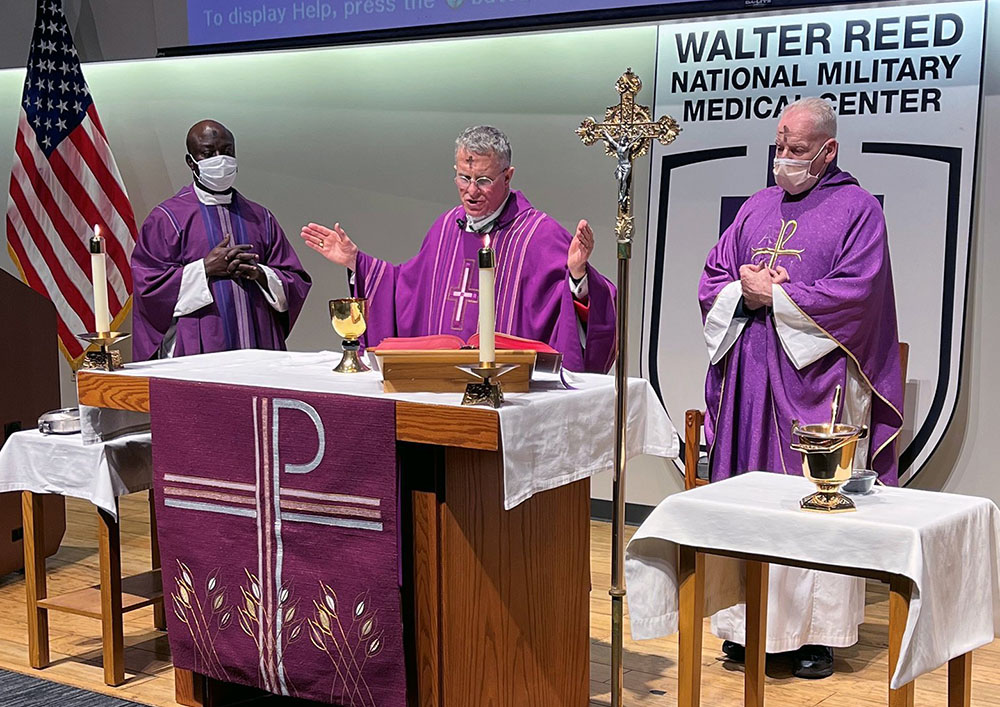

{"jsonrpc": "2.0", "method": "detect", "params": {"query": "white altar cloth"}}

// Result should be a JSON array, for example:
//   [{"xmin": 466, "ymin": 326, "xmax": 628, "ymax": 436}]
[
  {"xmin": 0, "ymin": 429, "xmax": 152, "ymax": 520},
  {"xmin": 82, "ymin": 349, "xmax": 678, "ymax": 510},
  {"xmin": 625, "ymin": 472, "xmax": 1000, "ymax": 688}
]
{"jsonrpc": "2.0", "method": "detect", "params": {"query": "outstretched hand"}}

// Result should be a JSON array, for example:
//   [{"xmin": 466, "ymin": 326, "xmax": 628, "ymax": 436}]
[
  {"xmin": 300, "ymin": 222, "xmax": 358, "ymax": 271},
  {"xmin": 568, "ymin": 219, "xmax": 595, "ymax": 280}
]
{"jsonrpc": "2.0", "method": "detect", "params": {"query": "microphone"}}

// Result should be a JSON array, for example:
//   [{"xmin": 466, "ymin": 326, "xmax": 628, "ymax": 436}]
[{"xmin": 456, "ymin": 217, "xmax": 468, "ymax": 230}]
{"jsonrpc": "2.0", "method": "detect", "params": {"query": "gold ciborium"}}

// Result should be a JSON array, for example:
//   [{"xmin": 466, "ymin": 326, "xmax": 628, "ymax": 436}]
[
  {"xmin": 330, "ymin": 298, "xmax": 369, "ymax": 374},
  {"xmin": 791, "ymin": 386, "xmax": 867, "ymax": 513}
]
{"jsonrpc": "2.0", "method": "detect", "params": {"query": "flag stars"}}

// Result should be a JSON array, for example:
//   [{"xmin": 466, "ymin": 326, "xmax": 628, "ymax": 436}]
[
  {"xmin": 73, "ymin": 101, "xmax": 82, "ymax": 112},
  {"xmin": 42, "ymin": 135, "xmax": 51, "ymax": 149},
  {"xmin": 59, "ymin": 80, "xmax": 69, "ymax": 92},
  {"xmin": 56, "ymin": 99, "xmax": 67, "ymax": 112},
  {"xmin": 56, "ymin": 118, "xmax": 66, "ymax": 131},
  {"xmin": 47, "ymin": 21, "xmax": 59, "ymax": 34}
]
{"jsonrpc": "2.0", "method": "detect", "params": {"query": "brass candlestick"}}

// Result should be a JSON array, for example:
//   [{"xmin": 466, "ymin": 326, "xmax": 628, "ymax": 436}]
[
  {"xmin": 77, "ymin": 331, "xmax": 130, "ymax": 371},
  {"xmin": 459, "ymin": 362, "xmax": 518, "ymax": 408}
]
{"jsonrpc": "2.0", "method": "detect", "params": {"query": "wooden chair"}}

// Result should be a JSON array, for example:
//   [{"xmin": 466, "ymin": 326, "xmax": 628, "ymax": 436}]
[{"xmin": 684, "ymin": 342, "xmax": 909, "ymax": 490}]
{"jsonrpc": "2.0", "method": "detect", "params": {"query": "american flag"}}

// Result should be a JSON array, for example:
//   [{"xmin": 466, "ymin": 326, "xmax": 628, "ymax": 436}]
[{"xmin": 6, "ymin": 0, "xmax": 137, "ymax": 365}]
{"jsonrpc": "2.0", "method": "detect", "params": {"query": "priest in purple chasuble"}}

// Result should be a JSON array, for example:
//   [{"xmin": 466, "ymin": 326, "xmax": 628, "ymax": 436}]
[
  {"xmin": 697, "ymin": 98, "xmax": 903, "ymax": 678},
  {"xmin": 301, "ymin": 125, "xmax": 616, "ymax": 373},
  {"xmin": 132, "ymin": 120, "xmax": 311, "ymax": 361}
]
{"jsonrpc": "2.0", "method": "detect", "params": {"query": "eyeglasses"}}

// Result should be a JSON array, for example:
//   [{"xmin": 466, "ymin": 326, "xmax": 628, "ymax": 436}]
[{"xmin": 454, "ymin": 171, "xmax": 505, "ymax": 190}]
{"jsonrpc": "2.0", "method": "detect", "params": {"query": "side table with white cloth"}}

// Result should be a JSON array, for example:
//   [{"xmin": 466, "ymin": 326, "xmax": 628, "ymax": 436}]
[
  {"xmin": 0, "ymin": 429, "xmax": 161, "ymax": 686},
  {"xmin": 625, "ymin": 472, "xmax": 1000, "ymax": 707},
  {"xmin": 76, "ymin": 349, "xmax": 679, "ymax": 707}
]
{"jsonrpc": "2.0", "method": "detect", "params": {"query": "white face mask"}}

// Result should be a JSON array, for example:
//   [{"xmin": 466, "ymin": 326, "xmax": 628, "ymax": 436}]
[
  {"xmin": 772, "ymin": 140, "xmax": 831, "ymax": 196},
  {"xmin": 190, "ymin": 154, "xmax": 238, "ymax": 192}
]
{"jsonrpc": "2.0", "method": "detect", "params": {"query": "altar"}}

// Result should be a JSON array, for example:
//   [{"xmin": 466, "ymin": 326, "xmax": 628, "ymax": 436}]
[{"xmin": 77, "ymin": 349, "xmax": 677, "ymax": 706}]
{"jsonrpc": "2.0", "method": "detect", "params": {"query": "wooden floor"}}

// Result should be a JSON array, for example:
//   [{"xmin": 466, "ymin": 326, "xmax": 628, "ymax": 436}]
[{"xmin": 1, "ymin": 492, "xmax": 998, "ymax": 706}]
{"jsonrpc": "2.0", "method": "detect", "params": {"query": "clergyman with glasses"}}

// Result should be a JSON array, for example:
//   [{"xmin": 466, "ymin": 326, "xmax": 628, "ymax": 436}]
[{"xmin": 300, "ymin": 125, "xmax": 616, "ymax": 373}]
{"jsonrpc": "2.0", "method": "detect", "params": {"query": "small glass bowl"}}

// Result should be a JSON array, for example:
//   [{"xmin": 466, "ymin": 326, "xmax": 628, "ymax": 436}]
[{"xmin": 843, "ymin": 469, "xmax": 878, "ymax": 495}]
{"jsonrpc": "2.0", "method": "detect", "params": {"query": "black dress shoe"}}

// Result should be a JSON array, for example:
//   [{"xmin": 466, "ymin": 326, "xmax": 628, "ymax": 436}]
[
  {"xmin": 721, "ymin": 640, "xmax": 745, "ymax": 663},
  {"xmin": 793, "ymin": 645, "xmax": 834, "ymax": 679}
]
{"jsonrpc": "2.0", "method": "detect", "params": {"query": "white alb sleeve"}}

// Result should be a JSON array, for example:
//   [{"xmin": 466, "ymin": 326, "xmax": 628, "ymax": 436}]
[
  {"xmin": 772, "ymin": 284, "xmax": 838, "ymax": 370},
  {"xmin": 256, "ymin": 264, "xmax": 288, "ymax": 312},
  {"xmin": 703, "ymin": 280, "xmax": 748, "ymax": 365},
  {"xmin": 173, "ymin": 260, "xmax": 214, "ymax": 317}
]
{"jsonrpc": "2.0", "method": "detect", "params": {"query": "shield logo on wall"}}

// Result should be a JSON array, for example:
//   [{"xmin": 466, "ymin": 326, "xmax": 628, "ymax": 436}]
[{"xmin": 640, "ymin": 3, "xmax": 984, "ymax": 489}]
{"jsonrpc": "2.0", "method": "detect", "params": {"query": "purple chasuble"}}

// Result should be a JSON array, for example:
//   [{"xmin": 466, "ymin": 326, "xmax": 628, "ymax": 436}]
[
  {"xmin": 699, "ymin": 167, "xmax": 903, "ymax": 484},
  {"xmin": 352, "ymin": 190, "xmax": 616, "ymax": 373},
  {"xmin": 131, "ymin": 186, "xmax": 311, "ymax": 361}
]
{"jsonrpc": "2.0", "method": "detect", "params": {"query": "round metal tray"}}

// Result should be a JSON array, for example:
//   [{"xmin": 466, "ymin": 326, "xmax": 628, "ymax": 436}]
[{"xmin": 38, "ymin": 407, "xmax": 81, "ymax": 435}]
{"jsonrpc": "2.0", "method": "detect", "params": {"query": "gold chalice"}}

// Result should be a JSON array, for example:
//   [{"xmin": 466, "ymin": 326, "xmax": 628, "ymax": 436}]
[
  {"xmin": 791, "ymin": 386, "xmax": 867, "ymax": 513},
  {"xmin": 330, "ymin": 298, "xmax": 370, "ymax": 373}
]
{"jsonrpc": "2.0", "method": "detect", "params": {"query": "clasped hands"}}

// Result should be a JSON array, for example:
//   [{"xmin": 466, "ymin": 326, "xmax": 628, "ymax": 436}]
[
  {"xmin": 204, "ymin": 234, "xmax": 261, "ymax": 281},
  {"xmin": 739, "ymin": 262, "xmax": 789, "ymax": 310}
]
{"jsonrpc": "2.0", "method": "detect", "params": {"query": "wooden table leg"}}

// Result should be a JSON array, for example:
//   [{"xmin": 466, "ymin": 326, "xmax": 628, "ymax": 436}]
[
  {"xmin": 21, "ymin": 491, "xmax": 49, "ymax": 669},
  {"xmin": 175, "ymin": 667, "xmax": 205, "ymax": 707},
  {"xmin": 948, "ymin": 652, "xmax": 972, "ymax": 707},
  {"xmin": 678, "ymin": 545, "xmax": 705, "ymax": 707},
  {"xmin": 745, "ymin": 560, "xmax": 768, "ymax": 707},
  {"xmin": 148, "ymin": 490, "xmax": 166, "ymax": 631},
  {"xmin": 888, "ymin": 575, "xmax": 915, "ymax": 707},
  {"xmin": 98, "ymin": 504, "xmax": 125, "ymax": 686}
]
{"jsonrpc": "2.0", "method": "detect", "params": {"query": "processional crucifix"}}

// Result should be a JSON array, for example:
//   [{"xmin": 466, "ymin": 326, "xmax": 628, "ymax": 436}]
[{"xmin": 577, "ymin": 69, "xmax": 680, "ymax": 707}]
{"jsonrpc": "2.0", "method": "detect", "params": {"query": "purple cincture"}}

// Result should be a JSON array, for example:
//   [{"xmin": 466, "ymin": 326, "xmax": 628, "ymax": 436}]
[
  {"xmin": 352, "ymin": 190, "xmax": 617, "ymax": 373},
  {"xmin": 131, "ymin": 186, "xmax": 311, "ymax": 360},
  {"xmin": 699, "ymin": 167, "xmax": 904, "ymax": 485}
]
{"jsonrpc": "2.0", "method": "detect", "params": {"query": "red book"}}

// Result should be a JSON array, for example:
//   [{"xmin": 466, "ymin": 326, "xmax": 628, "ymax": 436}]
[{"xmin": 372, "ymin": 333, "xmax": 559, "ymax": 355}]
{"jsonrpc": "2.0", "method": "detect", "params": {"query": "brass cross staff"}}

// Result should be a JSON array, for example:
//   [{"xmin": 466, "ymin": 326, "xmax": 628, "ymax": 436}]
[
  {"xmin": 576, "ymin": 69, "xmax": 680, "ymax": 707},
  {"xmin": 576, "ymin": 68, "xmax": 680, "ymax": 249}
]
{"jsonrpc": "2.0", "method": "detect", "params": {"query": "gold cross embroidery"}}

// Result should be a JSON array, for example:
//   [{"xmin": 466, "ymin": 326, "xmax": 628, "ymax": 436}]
[{"xmin": 752, "ymin": 218, "xmax": 804, "ymax": 269}]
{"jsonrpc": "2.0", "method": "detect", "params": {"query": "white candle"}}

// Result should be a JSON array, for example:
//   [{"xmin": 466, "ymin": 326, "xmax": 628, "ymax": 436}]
[
  {"xmin": 90, "ymin": 226, "xmax": 110, "ymax": 334},
  {"xmin": 478, "ymin": 246, "xmax": 496, "ymax": 365}
]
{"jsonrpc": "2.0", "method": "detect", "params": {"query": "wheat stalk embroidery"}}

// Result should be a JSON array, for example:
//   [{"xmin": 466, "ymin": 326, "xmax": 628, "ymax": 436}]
[
  {"xmin": 308, "ymin": 582, "xmax": 385, "ymax": 706},
  {"xmin": 236, "ymin": 568, "xmax": 305, "ymax": 693},
  {"xmin": 171, "ymin": 560, "xmax": 232, "ymax": 680}
]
